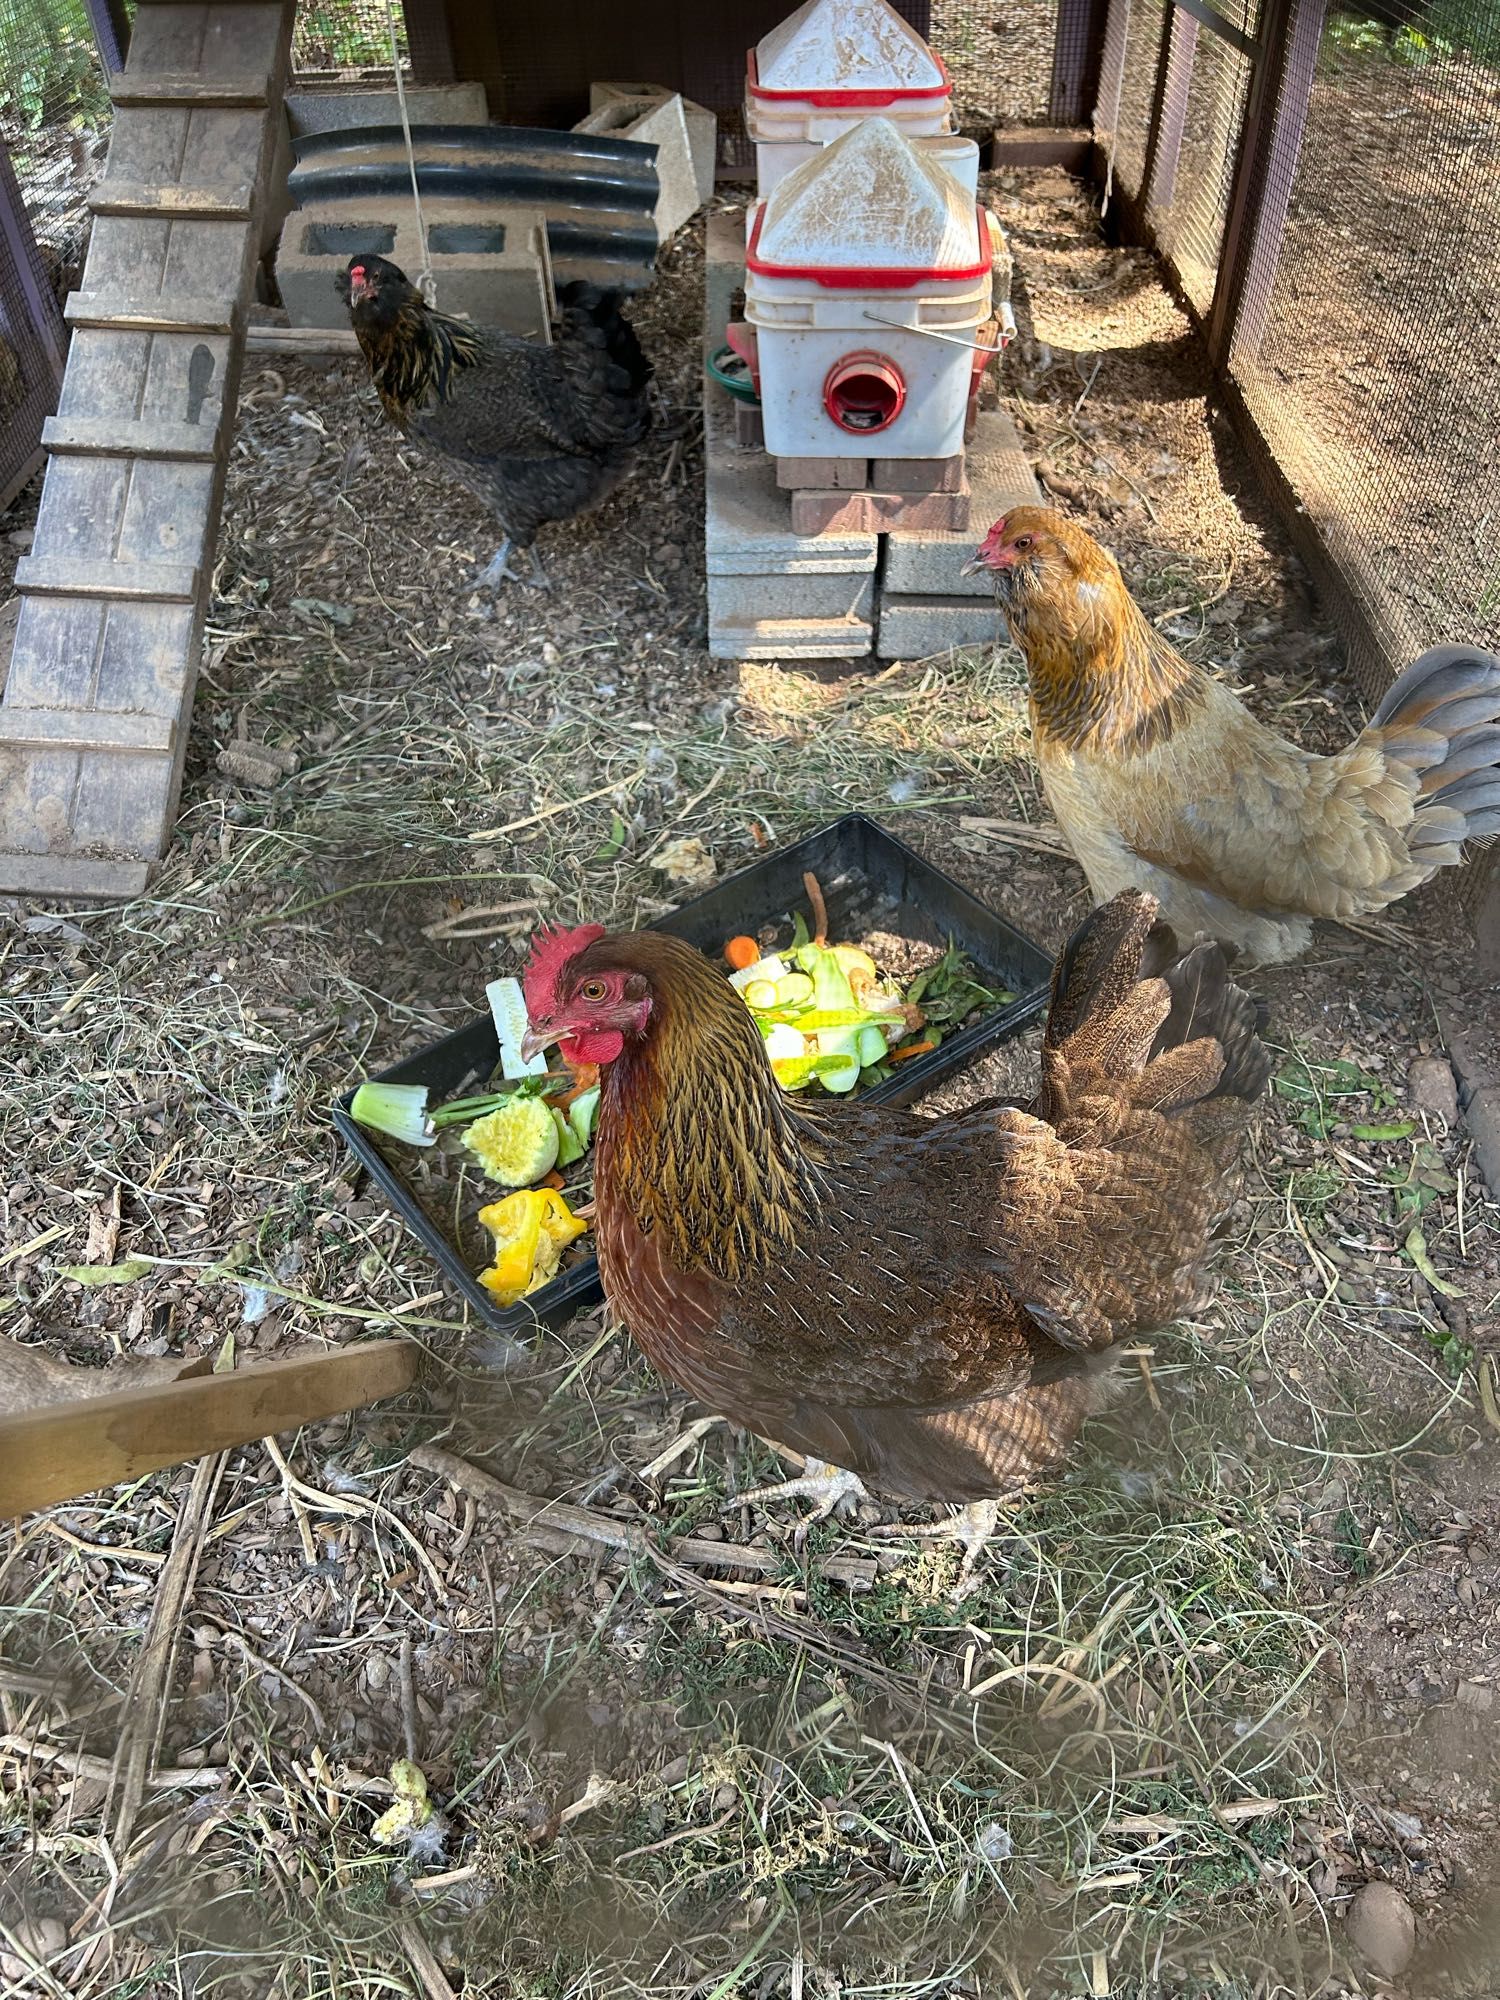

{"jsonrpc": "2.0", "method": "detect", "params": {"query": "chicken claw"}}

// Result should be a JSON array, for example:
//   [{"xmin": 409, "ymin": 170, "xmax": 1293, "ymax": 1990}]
[
  {"xmin": 729, "ymin": 1456, "xmax": 871, "ymax": 1543},
  {"xmin": 871, "ymin": 1494, "xmax": 1029, "ymax": 1597},
  {"xmin": 476, "ymin": 537, "xmax": 550, "ymax": 591}
]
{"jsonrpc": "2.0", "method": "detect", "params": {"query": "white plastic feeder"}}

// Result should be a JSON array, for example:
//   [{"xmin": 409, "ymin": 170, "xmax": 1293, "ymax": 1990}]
[
  {"xmin": 744, "ymin": 117, "xmax": 995, "ymax": 461},
  {"xmin": 746, "ymin": 0, "xmax": 953, "ymax": 194}
]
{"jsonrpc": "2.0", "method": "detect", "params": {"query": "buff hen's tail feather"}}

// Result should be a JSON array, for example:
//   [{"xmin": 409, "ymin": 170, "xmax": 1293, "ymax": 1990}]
[
  {"xmin": 1039, "ymin": 890, "xmax": 1271, "ymax": 1133},
  {"xmin": 1368, "ymin": 644, "xmax": 1500, "ymax": 858}
]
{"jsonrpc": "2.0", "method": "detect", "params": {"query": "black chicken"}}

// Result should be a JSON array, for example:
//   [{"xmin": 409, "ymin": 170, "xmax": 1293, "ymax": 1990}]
[{"xmin": 338, "ymin": 254, "xmax": 652, "ymax": 589}]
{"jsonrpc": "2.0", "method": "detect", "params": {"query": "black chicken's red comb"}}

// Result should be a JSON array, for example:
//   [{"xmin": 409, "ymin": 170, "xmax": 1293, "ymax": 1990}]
[{"xmin": 523, "ymin": 923, "xmax": 605, "ymax": 1018}]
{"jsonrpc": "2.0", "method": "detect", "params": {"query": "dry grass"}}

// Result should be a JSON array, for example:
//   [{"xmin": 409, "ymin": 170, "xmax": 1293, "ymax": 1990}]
[{"xmin": 2, "ymin": 181, "xmax": 1498, "ymax": 2000}]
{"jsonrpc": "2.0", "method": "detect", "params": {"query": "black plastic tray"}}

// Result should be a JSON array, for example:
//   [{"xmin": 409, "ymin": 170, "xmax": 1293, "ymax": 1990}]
[{"xmin": 333, "ymin": 815, "xmax": 1050, "ymax": 1338}]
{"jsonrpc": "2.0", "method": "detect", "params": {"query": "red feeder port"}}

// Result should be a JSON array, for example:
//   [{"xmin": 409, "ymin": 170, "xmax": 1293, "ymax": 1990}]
[{"xmin": 823, "ymin": 352, "xmax": 906, "ymax": 435}]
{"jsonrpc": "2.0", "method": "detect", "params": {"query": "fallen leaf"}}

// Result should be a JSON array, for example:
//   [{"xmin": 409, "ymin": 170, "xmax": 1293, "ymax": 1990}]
[
  {"xmin": 55, "ymin": 1257, "xmax": 154, "ymax": 1286},
  {"xmin": 651, "ymin": 836, "xmax": 716, "ymax": 891}
]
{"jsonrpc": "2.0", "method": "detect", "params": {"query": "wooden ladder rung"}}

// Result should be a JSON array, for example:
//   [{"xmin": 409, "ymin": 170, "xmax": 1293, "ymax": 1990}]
[
  {"xmin": 65, "ymin": 292, "xmax": 238, "ymax": 335},
  {"xmin": 0, "ymin": 707, "xmax": 178, "ymax": 755},
  {"xmin": 13, "ymin": 555, "xmax": 200, "ymax": 603},
  {"xmin": 110, "ymin": 71, "xmax": 270, "ymax": 109},
  {"xmin": 89, "ymin": 180, "xmax": 253, "ymax": 220},
  {"xmin": 0, "ymin": 852, "xmax": 153, "ymax": 901},
  {"xmin": 42, "ymin": 414, "xmax": 219, "ymax": 461}
]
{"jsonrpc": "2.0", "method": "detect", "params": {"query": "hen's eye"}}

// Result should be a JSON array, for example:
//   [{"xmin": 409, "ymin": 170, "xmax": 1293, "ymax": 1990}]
[
  {"xmin": 580, "ymin": 979, "xmax": 607, "ymax": 1002},
  {"xmin": 1014, "ymin": 535, "xmax": 1033, "ymax": 552}
]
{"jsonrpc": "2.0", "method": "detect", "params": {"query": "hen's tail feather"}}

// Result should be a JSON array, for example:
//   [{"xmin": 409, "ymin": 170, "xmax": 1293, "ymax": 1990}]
[
  {"xmin": 1367, "ymin": 646, "xmax": 1500, "ymax": 857},
  {"xmin": 555, "ymin": 280, "xmax": 653, "ymax": 408},
  {"xmin": 1041, "ymin": 890, "xmax": 1270, "ymax": 1127}
]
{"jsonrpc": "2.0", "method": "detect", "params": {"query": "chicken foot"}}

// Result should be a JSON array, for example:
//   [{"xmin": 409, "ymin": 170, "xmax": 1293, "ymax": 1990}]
[
  {"xmin": 476, "ymin": 538, "xmax": 551, "ymax": 591},
  {"xmin": 871, "ymin": 1492, "xmax": 1032, "ymax": 1596},
  {"xmin": 728, "ymin": 1455, "xmax": 871, "ymax": 1542}
]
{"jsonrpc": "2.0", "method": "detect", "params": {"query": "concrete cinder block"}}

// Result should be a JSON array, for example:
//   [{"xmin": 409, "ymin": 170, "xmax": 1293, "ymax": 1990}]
[
  {"xmin": 710, "ymin": 568, "xmax": 874, "ymax": 625},
  {"xmin": 577, "ymin": 84, "xmax": 716, "ymax": 240},
  {"xmin": 875, "ymin": 595, "xmax": 1008, "ymax": 660},
  {"xmin": 285, "ymin": 84, "xmax": 489, "ymax": 140},
  {"xmin": 710, "ymin": 612, "xmax": 874, "ymax": 660},
  {"xmin": 776, "ymin": 455, "xmax": 868, "ymax": 491},
  {"xmin": 872, "ymin": 453, "xmax": 964, "ymax": 492},
  {"xmin": 276, "ymin": 202, "xmax": 553, "ymax": 333},
  {"xmin": 791, "ymin": 484, "xmax": 971, "ymax": 537},
  {"xmin": 882, "ymin": 407, "xmax": 1040, "ymax": 596}
]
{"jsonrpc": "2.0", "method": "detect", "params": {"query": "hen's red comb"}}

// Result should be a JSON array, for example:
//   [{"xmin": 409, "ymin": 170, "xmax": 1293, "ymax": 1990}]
[{"xmin": 523, "ymin": 923, "xmax": 606, "ymax": 1018}]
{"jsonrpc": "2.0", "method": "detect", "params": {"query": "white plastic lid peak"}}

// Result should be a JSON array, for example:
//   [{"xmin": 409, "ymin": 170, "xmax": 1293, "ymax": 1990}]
[
  {"xmin": 752, "ymin": 117, "xmax": 980, "ymax": 276},
  {"xmin": 753, "ymin": 0, "xmax": 946, "ymax": 95}
]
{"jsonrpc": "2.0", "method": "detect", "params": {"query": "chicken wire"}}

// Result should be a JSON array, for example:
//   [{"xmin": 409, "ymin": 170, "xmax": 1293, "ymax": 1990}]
[
  {"xmin": 1147, "ymin": 5, "xmax": 1255, "ymax": 316},
  {"xmin": 1230, "ymin": 0, "xmax": 1500, "ymax": 665},
  {"xmin": 931, "ymin": 0, "xmax": 1062, "ymax": 129},
  {"xmin": 292, "ymin": 0, "xmax": 409, "ymax": 82}
]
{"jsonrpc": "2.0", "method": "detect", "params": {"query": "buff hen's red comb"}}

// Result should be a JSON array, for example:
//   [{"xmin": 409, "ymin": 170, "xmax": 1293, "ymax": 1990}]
[{"xmin": 523, "ymin": 923, "xmax": 606, "ymax": 1020}]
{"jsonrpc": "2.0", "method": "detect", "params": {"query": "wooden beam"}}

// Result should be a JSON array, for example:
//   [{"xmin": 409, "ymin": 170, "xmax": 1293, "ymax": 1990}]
[
  {"xmin": 42, "ymin": 414, "xmax": 221, "ymax": 460},
  {"xmin": 0, "ymin": 1342, "xmax": 421, "ymax": 1517},
  {"xmin": 0, "ymin": 853, "xmax": 153, "ymax": 899},
  {"xmin": 1049, "ymin": 0, "xmax": 1111, "ymax": 126},
  {"xmin": 1142, "ymin": 4, "xmax": 1199, "ymax": 215},
  {"xmin": 64, "ymin": 291, "xmax": 238, "ymax": 334},
  {"xmin": 89, "ymin": 180, "xmax": 253, "ymax": 219},
  {"xmin": 989, "ymin": 126, "xmax": 1095, "ymax": 173},
  {"xmin": 0, "ymin": 707, "xmax": 177, "ymax": 754},
  {"xmin": 109, "ymin": 71, "xmax": 270, "ymax": 108},
  {"xmin": 246, "ymin": 321, "xmax": 362, "ymax": 356},
  {"xmin": 13, "ymin": 555, "xmax": 199, "ymax": 602}
]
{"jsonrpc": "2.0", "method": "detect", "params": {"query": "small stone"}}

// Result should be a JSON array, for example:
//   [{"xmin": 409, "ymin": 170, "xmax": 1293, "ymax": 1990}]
[
  {"xmin": 1455, "ymin": 1679, "xmax": 1494, "ymax": 1712},
  {"xmin": 1346, "ymin": 1881, "xmax": 1416, "ymax": 1978},
  {"xmin": 1408, "ymin": 1055, "xmax": 1459, "ymax": 1126},
  {"xmin": 713, "ymin": 1784, "xmax": 738, "ymax": 1813}
]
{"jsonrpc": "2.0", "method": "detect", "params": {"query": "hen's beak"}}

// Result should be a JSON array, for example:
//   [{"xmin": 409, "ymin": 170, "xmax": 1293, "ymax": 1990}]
[
  {"xmin": 960, "ymin": 554, "xmax": 988, "ymax": 579},
  {"xmin": 520, "ymin": 1024, "xmax": 562, "ymax": 1063}
]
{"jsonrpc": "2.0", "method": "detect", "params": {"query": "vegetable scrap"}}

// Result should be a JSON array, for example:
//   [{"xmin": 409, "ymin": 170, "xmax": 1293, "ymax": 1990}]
[
  {"xmin": 722, "ymin": 877, "xmax": 1013, "ymax": 1096},
  {"xmin": 478, "ymin": 1189, "xmax": 589, "ymax": 1305}
]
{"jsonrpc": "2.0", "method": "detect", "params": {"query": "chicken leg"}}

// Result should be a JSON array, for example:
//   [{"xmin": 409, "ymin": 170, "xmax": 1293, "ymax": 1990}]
[
  {"xmin": 476, "ymin": 538, "xmax": 550, "ymax": 591},
  {"xmin": 872, "ymin": 1492, "xmax": 1032, "ymax": 1596},
  {"xmin": 729, "ymin": 1455, "xmax": 871, "ymax": 1538}
]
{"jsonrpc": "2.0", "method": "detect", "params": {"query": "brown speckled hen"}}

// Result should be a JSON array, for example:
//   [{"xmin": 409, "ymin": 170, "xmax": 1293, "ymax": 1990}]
[{"xmin": 520, "ymin": 892, "xmax": 1269, "ymax": 1570}]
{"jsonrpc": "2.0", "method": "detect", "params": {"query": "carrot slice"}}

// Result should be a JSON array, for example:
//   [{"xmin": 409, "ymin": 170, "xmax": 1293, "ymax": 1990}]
[
  {"xmin": 724, "ymin": 935, "xmax": 761, "ymax": 970},
  {"xmin": 889, "ymin": 1039, "xmax": 937, "ymax": 1064},
  {"xmin": 540, "ymin": 1169, "xmax": 566, "ymax": 1190}
]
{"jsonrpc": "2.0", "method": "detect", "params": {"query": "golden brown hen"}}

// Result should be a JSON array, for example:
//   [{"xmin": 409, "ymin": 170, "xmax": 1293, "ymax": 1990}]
[
  {"xmin": 965, "ymin": 506, "xmax": 1500, "ymax": 963},
  {"xmin": 519, "ymin": 891, "xmax": 1269, "ymax": 1567}
]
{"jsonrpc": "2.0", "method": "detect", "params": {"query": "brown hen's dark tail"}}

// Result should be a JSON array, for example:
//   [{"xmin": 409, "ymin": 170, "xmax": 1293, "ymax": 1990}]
[
  {"xmin": 1368, "ymin": 644, "xmax": 1500, "ymax": 862},
  {"xmin": 1040, "ymin": 890, "xmax": 1271, "ymax": 1129}
]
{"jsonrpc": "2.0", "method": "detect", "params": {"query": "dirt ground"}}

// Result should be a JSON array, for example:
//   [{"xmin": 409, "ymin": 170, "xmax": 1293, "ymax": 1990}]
[{"xmin": 1, "ymin": 163, "xmax": 1498, "ymax": 2000}]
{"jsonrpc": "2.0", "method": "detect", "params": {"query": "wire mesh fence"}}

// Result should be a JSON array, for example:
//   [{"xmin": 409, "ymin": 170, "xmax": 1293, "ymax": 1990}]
[
  {"xmin": 1099, "ymin": 0, "xmax": 1500, "ymax": 697},
  {"xmin": 292, "ymin": 1, "xmax": 408, "ymax": 81},
  {"xmin": 931, "ymin": 0, "xmax": 1062, "ymax": 130},
  {"xmin": 1234, "ymin": 2, "xmax": 1500, "ymax": 662}
]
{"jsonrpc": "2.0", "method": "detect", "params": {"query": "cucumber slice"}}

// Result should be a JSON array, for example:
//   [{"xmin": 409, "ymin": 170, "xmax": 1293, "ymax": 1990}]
[
  {"xmin": 462, "ymin": 1094, "xmax": 559, "ymax": 1185},
  {"xmin": 487, "ymin": 976, "xmax": 548, "ymax": 1080}
]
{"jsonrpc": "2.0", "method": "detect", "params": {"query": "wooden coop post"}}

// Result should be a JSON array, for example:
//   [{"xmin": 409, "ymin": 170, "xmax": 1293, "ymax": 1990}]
[
  {"xmin": 1208, "ymin": 0, "xmax": 1327, "ymax": 369},
  {"xmin": 1141, "ymin": 2, "xmax": 1200, "ymax": 216},
  {"xmin": 1048, "ymin": 0, "xmax": 1112, "ymax": 127},
  {"xmin": 403, "ymin": 0, "xmax": 457, "ymax": 84},
  {"xmin": 0, "ymin": 145, "xmax": 67, "ymax": 515},
  {"xmin": 82, "ymin": 0, "xmax": 133, "ymax": 74},
  {"xmin": 0, "ymin": 0, "xmax": 297, "ymax": 902}
]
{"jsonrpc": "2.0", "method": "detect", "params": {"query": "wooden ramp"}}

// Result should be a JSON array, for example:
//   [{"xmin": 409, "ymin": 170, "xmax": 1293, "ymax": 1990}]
[{"xmin": 0, "ymin": 0, "xmax": 296, "ymax": 902}]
